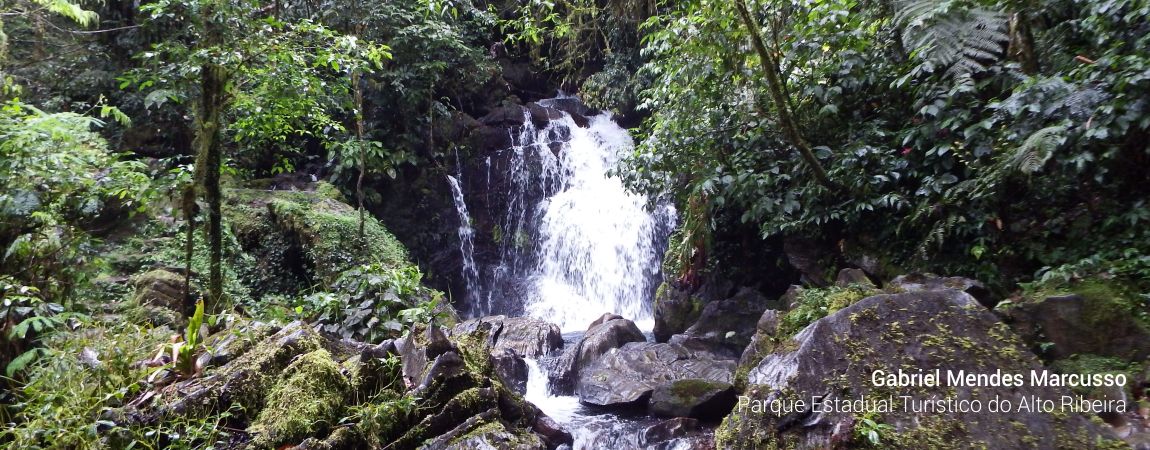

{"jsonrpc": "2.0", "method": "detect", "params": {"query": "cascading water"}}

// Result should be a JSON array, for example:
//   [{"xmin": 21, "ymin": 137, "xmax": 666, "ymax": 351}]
[
  {"xmin": 446, "ymin": 175, "xmax": 483, "ymax": 315},
  {"xmin": 449, "ymin": 98, "xmax": 680, "ymax": 448},
  {"xmin": 449, "ymin": 98, "xmax": 674, "ymax": 331}
]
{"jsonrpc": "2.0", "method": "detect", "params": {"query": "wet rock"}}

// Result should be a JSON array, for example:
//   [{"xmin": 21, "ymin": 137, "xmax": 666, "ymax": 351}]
[
  {"xmin": 527, "ymin": 103, "xmax": 564, "ymax": 129},
  {"xmin": 720, "ymin": 290, "xmax": 1123, "ymax": 449},
  {"xmin": 783, "ymin": 236, "xmax": 831, "ymax": 287},
  {"xmin": 492, "ymin": 348, "xmax": 530, "ymax": 394},
  {"xmin": 479, "ymin": 103, "xmax": 529, "ymax": 128},
  {"xmin": 649, "ymin": 379, "xmax": 737, "ymax": 420},
  {"xmin": 576, "ymin": 342, "xmax": 736, "ymax": 409},
  {"xmin": 549, "ymin": 316, "xmax": 646, "ymax": 394},
  {"xmin": 641, "ymin": 417, "xmax": 715, "ymax": 449},
  {"xmin": 1006, "ymin": 292, "xmax": 1150, "ymax": 361},
  {"xmin": 642, "ymin": 417, "xmax": 699, "ymax": 444},
  {"xmin": 653, "ymin": 275, "xmax": 735, "ymax": 343},
  {"xmin": 682, "ymin": 287, "xmax": 770, "ymax": 357},
  {"xmin": 587, "ymin": 312, "xmax": 624, "ymax": 330},
  {"xmin": 653, "ymin": 285, "xmax": 705, "ymax": 343},
  {"xmin": 532, "ymin": 414, "xmax": 574, "ymax": 448},
  {"xmin": 452, "ymin": 315, "xmax": 563, "ymax": 358},
  {"xmin": 887, "ymin": 273, "xmax": 994, "ymax": 308},
  {"xmin": 834, "ymin": 267, "xmax": 875, "ymax": 288},
  {"xmin": 397, "ymin": 324, "xmax": 458, "ymax": 383}
]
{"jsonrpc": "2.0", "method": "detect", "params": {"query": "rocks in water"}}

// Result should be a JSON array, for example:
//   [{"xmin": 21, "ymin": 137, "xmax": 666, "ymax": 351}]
[
  {"xmin": 719, "ymin": 290, "xmax": 1124, "ymax": 449},
  {"xmin": 641, "ymin": 417, "xmax": 716, "ymax": 450},
  {"xmin": 549, "ymin": 315, "xmax": 646, "ymax": 394},
  {"xmin": 649, "ymin": 379, "xmax": 737, "ymax": 421},
  {"xmin": 888, "ymin": 273, "xmax": 994, "ymax": 308},
  {"xmin": 1005, "ymin": 290, "xmax": 1150, "ymax": 361},
  {"xmin": 576, "ymin": 341, "xmax": 736, "ymax": 411},
  {"xmin": 532, "ymin": 415, "xmax": 574, "ymax": 448},
  {"xmin": 451, "ymin": 315, "xmax": 562, "ymax": 395},
  {"xmin": 492, "ymin": 348, "xmax": 530, "ymax": 394}
]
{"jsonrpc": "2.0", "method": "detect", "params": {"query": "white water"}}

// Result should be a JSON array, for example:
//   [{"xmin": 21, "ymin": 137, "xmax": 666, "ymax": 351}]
[
  {"xmin": 450, "ymin": 100, "xmax": 674, "ymax": 331},
  {"xmin": 446, "ymin": 175, "xmax": 483, "ymax": 314},
  {"xmin": 525, "ymin": 358, "xmax": 651, "ymax": 449},
  {"xmin": 524, "ymin": 113, "xmax": 671, "ymax": 332}
]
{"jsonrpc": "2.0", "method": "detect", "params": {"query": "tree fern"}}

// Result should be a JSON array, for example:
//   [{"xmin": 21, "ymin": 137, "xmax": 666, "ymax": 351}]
[
  {"xmin": 1010, "ymin": 125, "xmax": 1066, "ymax": 173},
  {"xmin": 895, "ymin": 0, "xmax": 1009, "ymax": 77}
]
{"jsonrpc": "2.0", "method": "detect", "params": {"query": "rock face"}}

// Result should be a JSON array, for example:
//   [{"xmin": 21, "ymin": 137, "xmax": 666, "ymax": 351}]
[
  {"xmin": 576, "ymin": 341, "xmax": 736, "ymax": 411},
  {"xmin": 549, "ymin": 315, "xmax": 646, "ymax": 394},
  {"xmin": 681, "ymin": 287, "xmax": 771, "ymax": 357},
  {"xmin": 450, "ymin": 315, "xmax": 563, "ymax": 394},
  {"xmin": 718, "ymin": 291, "xmax": 1123, "ymax": 449},
  {"xmin": 888, "ymin": 273, "xmax": 994, "ymax": 308},
  {"xmin": 116, "ymin": 321, "xmax": 558, "ymax": 450},
  {"xmin": 649, "ymin": 379, "xmax": 737, "ymax": 421},
  {"xmin": 1007, "ymin": 292, "xmax": 1150, "ymax": 361},
  {"xmin": 834, "ymin": 267, "xmax": 875, "ymax": 288},
  {"xmin": 653, "ymin": 276, "xmax": 734, "ymax": 343},
  {"xmin": 452, "ymin": 315, "xmax": 564, "ymax": 359}
]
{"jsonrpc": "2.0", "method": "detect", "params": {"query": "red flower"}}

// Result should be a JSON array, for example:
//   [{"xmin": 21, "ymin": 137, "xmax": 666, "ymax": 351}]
[{"xmin": 901, "ymin": 147, "xmax": 912, "ymax": 156}]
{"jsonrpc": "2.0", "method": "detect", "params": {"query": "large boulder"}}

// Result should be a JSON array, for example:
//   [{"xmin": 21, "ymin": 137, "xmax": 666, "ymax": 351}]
[
  {"xmin": 576, "ymin": 341, "xmax": 736, "ymax": 411},
  {"xmin": 887, "ymin": 273, "xmax": 994, "ymax": 308},
  {"xmin": 548, "ymin": 314, "xmax": 646, "ymax": 394},
  {"xmin": 718, "ymin": 291, "xmax": 1124, "ymax": 449},
  {"xmin": 452, "ymin": 315, "xmax": 563, "ymax": 359},
  {"xmin": 653, "ymin": 276, "xmax": 734, "ymax": 343},
  {"xmin": 681, "ymin": 287, "xmax": 771, "ymax": 357},
  {"xmin": 1005, "ymin": 288, "xmax": 1150, "ymax": 361},
  {"xmin": 649, "ymin": 379, "xmax": 738, "ymax": 421}
]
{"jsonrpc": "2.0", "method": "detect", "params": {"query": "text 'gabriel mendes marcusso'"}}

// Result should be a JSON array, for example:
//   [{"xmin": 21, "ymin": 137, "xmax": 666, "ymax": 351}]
[{"xmin": 871, "ymin": 368, "xmax": 1128, "ymax": 388}]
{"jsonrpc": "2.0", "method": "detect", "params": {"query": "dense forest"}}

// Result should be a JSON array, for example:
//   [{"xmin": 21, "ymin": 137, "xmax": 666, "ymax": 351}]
[{"xmin": 2, "ymin": 0, "xmax": 1148, "ymax": 448}]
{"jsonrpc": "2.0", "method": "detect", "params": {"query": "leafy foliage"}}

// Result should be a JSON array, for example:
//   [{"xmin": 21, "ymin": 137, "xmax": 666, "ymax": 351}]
[
  {"xmin": 624, "ymin": 0, "xmax": 1150, "ymax": 289},
  {"xmin": 895, "ymin": 0, "xmax": 1010, "ymax": 77},
  {"xmin": 295, "ymin": 264, "xmax": 443, "ymax": 342}
]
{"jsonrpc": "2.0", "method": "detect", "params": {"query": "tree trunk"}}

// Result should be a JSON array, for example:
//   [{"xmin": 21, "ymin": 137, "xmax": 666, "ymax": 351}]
[
  {"xmin": 193, "ymin": 62, "xmax": 228, "ymax": 314},
  {"xmin": 354, "ymin": 71, "xmax": 366, "ymax": 240},
  {"xmin": 1008, "ymin": 11, "xmax": 1039, "ymax": 75},
  {"xmin": 733, "ymin": 0, "xmax": 834, "ymax": 189}
]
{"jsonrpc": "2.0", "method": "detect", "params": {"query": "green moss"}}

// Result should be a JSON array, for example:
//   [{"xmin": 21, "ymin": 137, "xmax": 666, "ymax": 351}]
[
  {"xmin": 249, "ymin": 349, "xmax": 351, "ymax": 448},
  {"xmin": 776, "ymin": 285, "xmax": 878, "ymax": 338}
]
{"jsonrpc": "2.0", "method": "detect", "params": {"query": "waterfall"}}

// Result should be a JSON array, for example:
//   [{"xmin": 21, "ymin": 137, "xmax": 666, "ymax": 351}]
[
  {"xmin": 450, "ymin": 98, "xmax": 674, "ymax": 332},
  {"xmin": 446, "ymin": 175, "xmax": 483, "ymax": 315},
  {"xmin": 525, "ymin": 113, "xmax": 670, "ymax": 332}
]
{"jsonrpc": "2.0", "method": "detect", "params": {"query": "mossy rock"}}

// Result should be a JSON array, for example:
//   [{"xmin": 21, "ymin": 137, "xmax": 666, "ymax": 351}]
[
  {"xmin": 720, "ymin": 290, "xmax": 1125, "ymax": 450},
  {"xmin": 224, "ymin": 186, "xmax": 410, "ymax": 297},
  {"xmin": 1008, "ymin": 280, "xmax": 1150, "ymax": 361},
  {"xmin": 249, "ymin": 349, "xmax": 352, "ymax": 448}
]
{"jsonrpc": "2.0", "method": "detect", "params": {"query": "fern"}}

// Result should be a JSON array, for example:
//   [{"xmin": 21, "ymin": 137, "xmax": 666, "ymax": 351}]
[
  {"xmin": 896, "ymin": 0, "xmax": 1009, "ymax": 77},
  {"xmin": 1011, "ymin": 125, "xmax": 1066, "ymax": 173}
]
